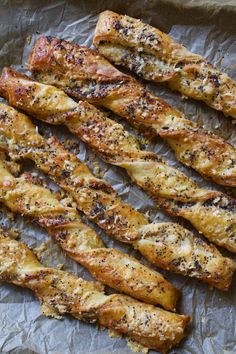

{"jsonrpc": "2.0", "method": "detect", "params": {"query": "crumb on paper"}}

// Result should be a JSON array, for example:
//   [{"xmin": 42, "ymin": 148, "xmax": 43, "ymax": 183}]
[
  {"xmin": 34, "ymin": 240, "xmax": 50, "ymax": 261},
  {"xmin": 127, "ymin": 338, "xmax": 149, "ymax": 353},
  {"xmin": 144, "ymin": 210, "xmax": 150, "ymax": 220},
  {"xmin": 108, "ymin": 329, "xmax": 121, "ymax": 339},
  {"xmin": 41, "ymin": 303, "xmax": 62, "ymax": 320},
  {"xmin": 92, "ymin": 161, "xmax": 105, "ymax": 178},
  {"xmin": 139, "ymin": 136, "xmax": 149, "ymax": 148},
  {"xmin": 93, "ymin": 162, "xmax": 100, "ymax": 175},
  {"xmin": 56, "ymin": 263, "xmax": 64, "ymax": 270},
  {"xmin": 26, "ymin": 34, "xmax": 32, "ymax": 44},
  {"xmin": 6, "ymin": 228, "xmax": 19, "ymax": 239}
]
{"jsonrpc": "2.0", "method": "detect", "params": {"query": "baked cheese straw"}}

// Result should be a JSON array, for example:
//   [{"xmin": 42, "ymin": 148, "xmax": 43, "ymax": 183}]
[
  {"xmin": 29, "ymin": 36, "xmax": 236, "ymax": 187},
  {"xmin": 0, "ymin": 159, "xmax": 179, "ymax": 309},
  {"xmin": 0, "ymin": 234, "xmax": 190, "ymax": 353},
  {"xmin": 94, "ymin": 10, "xmax": 236, "ymax": 120},
  {"xmin": 0, "ymin": 105, "xmax": 234, "ymax": 290},
  {"xmin": 0, "ymin": 104, "xmax": 234, "ymax": 290},
  {"xmin": 1, "ymin": 69, "xmax": 236, "ymax": 254}
]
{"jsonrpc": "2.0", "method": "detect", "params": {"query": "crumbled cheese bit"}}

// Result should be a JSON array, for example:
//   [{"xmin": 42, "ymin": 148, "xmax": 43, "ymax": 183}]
[
  {"xmin": 34, "ymin": 240, "xmax": 50, "ymax": 261},
  {"xmin": 56, "ymin": 263, "xmax": 64, "ymax": 270},
  {"xmin": 127, "ymin": 338, "xmax": 149, "ymax": 353},
  {"xmin": 108, "ymin": 329, "xmax": 121, "ymax": 339}
]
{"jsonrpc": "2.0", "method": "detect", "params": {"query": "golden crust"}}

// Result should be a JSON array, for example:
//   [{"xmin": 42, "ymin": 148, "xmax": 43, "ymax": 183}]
[
  {"xmin": 0, "ymin": 159, "xmax": 179, "ymax": 310},
  {"xmin": 0, "ymin": 71, "xmax": 211, "ymax": 203},
  {"xmin": 94, "ymin": 10, "xmax": 236, "ymax": 120},
  {"xmin": 0, "ymin": 103, "xmax": 234, "ymax": 290},
  {"xmin": 0, "ymin": 235, "xmax": 190, "ymax": 353},
  {"xmin": 1, "ymin": 69, "xmax": 236, "ymax": 254},
  {"xmin": 136, "ymin": 223, "xmax": 235, "ymax": 291},
  {"xmin": 27, "ymin": 36, "xmax": 236, "ymax": 187}
]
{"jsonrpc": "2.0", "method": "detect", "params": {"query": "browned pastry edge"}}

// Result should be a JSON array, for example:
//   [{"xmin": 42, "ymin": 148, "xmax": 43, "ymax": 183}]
[
  {"xmin": 27, "ymin": 35, "xmax": 236, "ymax": 188},
  {"xmin": 93, "ymin": 10, "xmax": 236, "ymax": 120},
  {"xmin": 0, "ymin": 157, "xmax": 179, "ymax": 310},
  {"xmin": 0, "ymin": 234, "xmax": 190, "ymax": 353},
  {"xmin": 0, "ymin": 102, "xmax": 234, "ymax": 291},
  {"xmin": 0, "ymin": 68, "xmax": 236, "ymax": 254}
]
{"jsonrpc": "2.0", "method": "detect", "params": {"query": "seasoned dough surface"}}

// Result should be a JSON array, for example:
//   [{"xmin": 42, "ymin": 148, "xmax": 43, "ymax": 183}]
[
  {"xmin": 0, "ymin": 103, "xmax": 234, "ymax": 291},
  {"xmin": 1, "ymin": 69, "xmax": 236, "ymax": 253},
  {"xmin": 94, "ymin": 10, "xmax": 236, "ymax": 120},
  {"xmin": 0, "ymin": 234, "xmax": 190, "ymax": 353}
]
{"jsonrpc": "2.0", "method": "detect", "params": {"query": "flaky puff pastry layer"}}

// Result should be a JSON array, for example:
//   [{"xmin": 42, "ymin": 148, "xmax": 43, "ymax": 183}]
[
  {"xmin": 0, "ymin": 103, "xmax": 234, "ymax": 291},
  {"xmin": 94, "ymin": 11, "xmax": 236, "ymax": 120},
  {"xmin": 28, "ymin": 35, "xmax": 236, "ymax": 187},
  {"xmin": 1, "ymin": 69, "xmax": 236, "ymax": 254},
  {"xmin": 0, "ymin": 234, "xmax": 190, "ymax": 353},
  {"xmin": 0, "ymin": 159, "xmax": 178, "ymax": 309}
]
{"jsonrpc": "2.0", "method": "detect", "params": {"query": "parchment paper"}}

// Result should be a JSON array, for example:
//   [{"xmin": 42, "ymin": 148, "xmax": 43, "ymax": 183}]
[{"xmin": 0, "ymin": 1, "xmax": 236, "ymax": 353}]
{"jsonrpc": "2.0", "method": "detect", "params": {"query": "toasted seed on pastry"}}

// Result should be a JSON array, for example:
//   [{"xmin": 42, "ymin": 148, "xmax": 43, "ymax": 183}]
[
  {"xmin": 0, "ymin": 158, "xmax": 179, "ymax": 309},
  {"xmin": 0, "ymin": 103, "xmax": 234, "ymax": 291},
  {"xmin": 94, "ymin": 11, "xmax": 236, "ymax": 120},
  {"xmin": 28, "ymin": 35, "xmax": 236, "ymax": 187},
  {"xmin": 0, "ymin": 69, "xmax": 236, "ymax": 253},
  {"xmin": 0, "ymin": 234, "xmax": 190, "ymax": 353}
]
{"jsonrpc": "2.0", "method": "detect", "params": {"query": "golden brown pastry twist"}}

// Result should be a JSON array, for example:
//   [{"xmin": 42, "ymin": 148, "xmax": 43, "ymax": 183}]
[
  {"xmin": 0, "ymin": 234, "xmax": 190, "ymax": 353},
  {"xmin": 93, "ymin": 10, "xmax": 236, "ymax": 120},
  {"xmin": 0, "ymin": 103, "xmax": 234, "ymax": 291},
  {"xmin": 0, "ymin": 159, "xmax": 178, "ymax": 309},
  {"xmin": 28, "ymin": 35, "xmax": 236, "ymax": 187},
  {"xmin": 0, "ymin": 69, "xmax": 236, "ymax": 254}
]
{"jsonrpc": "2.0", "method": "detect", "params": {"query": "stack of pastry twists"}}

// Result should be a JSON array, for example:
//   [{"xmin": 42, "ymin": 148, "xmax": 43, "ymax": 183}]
[
  {"xmin": 0, "ymin": 103, "xmax": 234, "ymax": 291},
  {"xmin": 1, "ymin": 69, "xmax": 236, "ymax": 253},
  {"xmin": 28, "ymin": 36, "xmax": 236, "ymax": 187},
  {"xmin": 0, "ymin": 234, "xmax": 190, "ymax": 352},
  {"xmin": 0, "ymin": 158, "xmax": 178, "ymax": 309},
  {"xmin": 93, "ymin": 10, "xmax": 236, "ymax": 120},
  {"xmin": 0, "ymin": 14, "xmax": 234, "ymax": 354}
]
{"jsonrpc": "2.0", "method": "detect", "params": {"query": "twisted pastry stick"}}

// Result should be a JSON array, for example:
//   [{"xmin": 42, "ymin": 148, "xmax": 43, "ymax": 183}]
[
  {"xmin": 94, "ymin": 11, "xmax": 236, "ymax": 119},
  {"xmin": 28, "ymin": 35, "xmax": 236, "ymax": 187},
  {"xmin": 1, "ymin": 69, "xmax": 236, "ymax": 254},
  {"xmin": 0, "ymin": 234, "xmax": 190, "ymax": 353},
  {"xmin": 0, "ymin": 105, "xmax": 234, "ymax": 291},
  {"xmin": 0, "ymin": 159, "xmax": 178, "ymax": 309}
]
